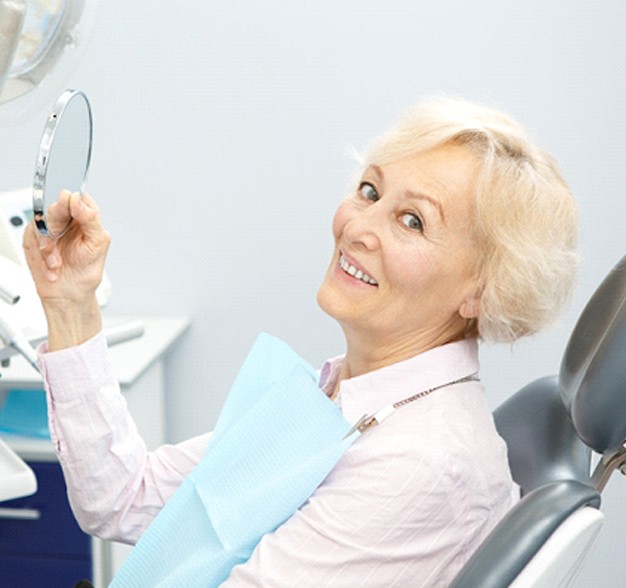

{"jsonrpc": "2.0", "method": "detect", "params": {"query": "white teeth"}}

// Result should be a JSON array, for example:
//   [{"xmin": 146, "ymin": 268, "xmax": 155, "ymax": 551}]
[{"xmin": 339, "ymin": 254, "xmax": 378, "ymax": 286}]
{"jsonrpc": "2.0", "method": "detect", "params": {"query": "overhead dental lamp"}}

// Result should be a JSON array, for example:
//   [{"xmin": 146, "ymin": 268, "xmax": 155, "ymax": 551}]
[{"xmin": 0, "ymin": 0, "xmax": 97, "ymax": 126}]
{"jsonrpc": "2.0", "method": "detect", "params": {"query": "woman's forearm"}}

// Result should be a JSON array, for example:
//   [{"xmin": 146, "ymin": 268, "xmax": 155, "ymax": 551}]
[{"xmin": 43, "ymin": 295, "xmax": 103, "ymax": 351}]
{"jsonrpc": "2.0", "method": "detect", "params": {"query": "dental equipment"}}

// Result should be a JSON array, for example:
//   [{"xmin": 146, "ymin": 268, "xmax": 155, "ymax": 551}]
[
  {"xmin": 0, "ymin": 0, "xmax": 98, "ymax": 125},
  {"xmin": 0, "ymin": 312, "xmax": 39, "ymax": 372},
  {"xmin": 0, "ymin": 277, "xmax": 20, "ymax": 305}
]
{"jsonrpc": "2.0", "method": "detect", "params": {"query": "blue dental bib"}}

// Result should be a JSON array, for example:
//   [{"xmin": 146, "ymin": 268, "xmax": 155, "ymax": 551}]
[{"xmin": 111, "ymin": 333, "xmax": 356, "ymax": 587}]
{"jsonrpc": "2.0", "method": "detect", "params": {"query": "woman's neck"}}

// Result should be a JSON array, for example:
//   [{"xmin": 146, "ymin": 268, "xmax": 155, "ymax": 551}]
[{"xmin": 339, "ymin": 323, "xmax": 467, "ymax": 382}]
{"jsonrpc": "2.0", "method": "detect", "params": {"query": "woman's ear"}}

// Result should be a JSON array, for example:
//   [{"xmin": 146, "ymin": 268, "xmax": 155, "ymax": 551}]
[{"xmin": 459, "ymin": 295, "xmax": 481, "ymax": 319}]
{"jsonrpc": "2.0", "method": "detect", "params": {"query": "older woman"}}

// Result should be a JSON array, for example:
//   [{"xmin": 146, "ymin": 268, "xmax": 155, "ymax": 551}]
[{"xmin": 24, "ymin": 97, "xmax": 577, "ymax": 587}]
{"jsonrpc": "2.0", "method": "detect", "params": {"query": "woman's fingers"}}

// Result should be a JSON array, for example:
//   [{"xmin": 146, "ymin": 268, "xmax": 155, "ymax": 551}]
[
  {"xmin": 24, "ymin": 191, "xmax": 109, "ymax": 285},
  {"xmin": 45, "ymin": 190, "xmax": 73, "ymax": 236},
  {"xmin": 32, "ymin": 219, "xmax": 62, "ymax": 273},
  {"xmin": 22, "ymin": 222, "xmax": 59, "ymax": 283},
  {"xmin": 69, "ymin": 192, "xmax": 100, "ymax": 235}
]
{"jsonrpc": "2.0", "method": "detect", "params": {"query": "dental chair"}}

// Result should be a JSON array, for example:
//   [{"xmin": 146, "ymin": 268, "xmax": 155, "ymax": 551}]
[{"xmin": 451, "ymin": 252, "xmax": 626, "ymax": 588}]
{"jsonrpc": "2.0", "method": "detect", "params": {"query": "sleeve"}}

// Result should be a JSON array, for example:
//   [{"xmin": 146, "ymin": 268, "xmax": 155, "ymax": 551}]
[
  {"xmin": 38, "ymin": 332, "xmax": 211, "ymax": 545},
  {"xmin": 222, "ymin": 432, "xmax": 504, "ymax": 588}
]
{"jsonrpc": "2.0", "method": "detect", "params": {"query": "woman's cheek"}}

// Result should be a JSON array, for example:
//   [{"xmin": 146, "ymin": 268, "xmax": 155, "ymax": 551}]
[{"xmin": 331, "ymin": 200, "xmax": 352, "ymax": 240}]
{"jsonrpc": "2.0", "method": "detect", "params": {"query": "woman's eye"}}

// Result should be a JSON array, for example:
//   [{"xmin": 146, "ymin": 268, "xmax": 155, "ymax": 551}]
[
  {"xmin": 358, "ymin": 182, "xmax": 379, "ymax": 201},
  {"xmin": 401, "ymin": 212, "xmax": 423, "ymax": 232}
]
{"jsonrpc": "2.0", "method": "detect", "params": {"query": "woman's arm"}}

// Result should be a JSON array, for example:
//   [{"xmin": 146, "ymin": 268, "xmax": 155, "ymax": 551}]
[{"xmin": 24, "ymin": 192, "xmax": 210, "ymax": 543}]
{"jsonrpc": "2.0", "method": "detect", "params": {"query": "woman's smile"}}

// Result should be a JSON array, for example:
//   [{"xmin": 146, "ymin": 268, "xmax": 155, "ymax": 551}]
[{"xmin": 338, "ymin": 251, "xmax": 379, "ymax": 286}]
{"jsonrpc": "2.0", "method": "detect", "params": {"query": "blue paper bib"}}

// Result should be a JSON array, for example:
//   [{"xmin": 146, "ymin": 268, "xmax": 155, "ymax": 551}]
[{"xmin": 111, "ymin": 333, "xmax": 357, "ymax": 587}]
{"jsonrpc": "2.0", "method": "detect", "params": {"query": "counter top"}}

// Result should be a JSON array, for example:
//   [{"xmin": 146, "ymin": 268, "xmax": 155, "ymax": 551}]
[{"xmin": 0, "ymin": 315, "xmax": 189, "ymax": 386}]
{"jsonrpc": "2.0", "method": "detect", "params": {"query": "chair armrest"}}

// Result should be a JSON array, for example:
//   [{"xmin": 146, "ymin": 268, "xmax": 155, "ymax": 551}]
[{"xmin": 450, "ymin": 480, "xmax": 601, "ymax": 588}]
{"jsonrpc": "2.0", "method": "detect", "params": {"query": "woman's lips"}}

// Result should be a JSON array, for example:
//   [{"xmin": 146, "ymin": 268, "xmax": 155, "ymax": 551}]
[{"xmin": 339, "ymin": 253, "xmax": 378, "ymax": 286}]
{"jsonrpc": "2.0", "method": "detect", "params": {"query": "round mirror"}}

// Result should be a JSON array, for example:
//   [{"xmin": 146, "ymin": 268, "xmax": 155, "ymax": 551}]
[{"xmin": 32, "ymin": 89, "xmax": 92, "ymax": 238}]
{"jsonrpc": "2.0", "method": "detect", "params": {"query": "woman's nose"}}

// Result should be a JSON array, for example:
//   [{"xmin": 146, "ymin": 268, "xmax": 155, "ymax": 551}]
[{"xmin": 342, "ymin": 206, "xmax": 382, "ymax": 251}]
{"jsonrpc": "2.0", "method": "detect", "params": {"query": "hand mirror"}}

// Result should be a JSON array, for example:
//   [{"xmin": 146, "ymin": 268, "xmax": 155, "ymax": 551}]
[{"xmin": 32, "ymin": 89, "xmax": 92, "ymax": 237}]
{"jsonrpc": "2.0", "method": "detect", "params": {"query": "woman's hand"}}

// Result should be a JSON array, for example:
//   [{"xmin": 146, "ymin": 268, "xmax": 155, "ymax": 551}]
[{"xmin": 23, "ymin": 190, "xmax": 111, "ymax": 350}]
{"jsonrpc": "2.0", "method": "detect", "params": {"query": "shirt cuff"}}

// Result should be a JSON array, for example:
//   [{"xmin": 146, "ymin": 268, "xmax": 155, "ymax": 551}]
[{"xmin": 38, "ymin": 330, "xmax": 112, "ymax": 402}]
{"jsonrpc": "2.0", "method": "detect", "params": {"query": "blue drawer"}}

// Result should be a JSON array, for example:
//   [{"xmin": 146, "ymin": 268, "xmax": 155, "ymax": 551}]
[
  {"xmin": 0, "ymin": 461, "xmax": 91, "ymax": 558},
  {"xmin": 0, "ymin": 553, "xmax": 91, "ymax": 587}
]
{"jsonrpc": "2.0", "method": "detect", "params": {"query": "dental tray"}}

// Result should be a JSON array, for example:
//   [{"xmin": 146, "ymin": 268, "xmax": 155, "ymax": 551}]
[{"xmin": 0, "ymin": 436, "xmax": 37, "ymax": 502}]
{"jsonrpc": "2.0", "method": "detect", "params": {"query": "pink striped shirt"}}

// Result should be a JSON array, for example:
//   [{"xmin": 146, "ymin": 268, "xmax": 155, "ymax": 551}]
[{"xmin": 39, "ymin": 333, "xmax": 518, "ymax": 587}]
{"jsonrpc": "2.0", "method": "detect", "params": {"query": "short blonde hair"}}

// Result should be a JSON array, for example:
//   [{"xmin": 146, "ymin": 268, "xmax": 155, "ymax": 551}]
[{"xmin": 362, "ymin": 97, "xmax": 578, "ymax": 342}]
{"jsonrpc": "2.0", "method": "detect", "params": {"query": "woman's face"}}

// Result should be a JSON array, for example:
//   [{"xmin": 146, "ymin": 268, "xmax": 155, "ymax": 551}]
[{"xmin": 317, "ymin": 143, "xmax": 482, "ymax": 363}]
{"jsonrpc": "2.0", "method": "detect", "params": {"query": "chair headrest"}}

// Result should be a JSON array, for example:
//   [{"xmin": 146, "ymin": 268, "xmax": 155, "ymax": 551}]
[{"xmin": 560, "ymin": 254, "xmax": 626, "ymax": 453}]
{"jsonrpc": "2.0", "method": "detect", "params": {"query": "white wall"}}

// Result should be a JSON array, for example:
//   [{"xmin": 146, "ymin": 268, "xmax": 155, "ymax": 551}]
[{"xmin": 1, "ymin": 1, "xmax": 625, "ymax": 584}]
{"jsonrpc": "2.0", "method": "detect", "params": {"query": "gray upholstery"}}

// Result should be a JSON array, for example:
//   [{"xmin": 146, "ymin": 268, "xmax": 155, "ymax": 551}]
[
  {"xmin": 450, "ymin": 253, "xmax": 626, "ymax": 587},
  {"xmin": 493, "ymin": 376, "xmax": 590, "ymax": 496},
  {"xmin": 560, "ymin": 253, "xmax": 626, "ymax": 453},
  {"xmin": 449, "ymin": 481, "xmax": 601, "ymax": 588}
]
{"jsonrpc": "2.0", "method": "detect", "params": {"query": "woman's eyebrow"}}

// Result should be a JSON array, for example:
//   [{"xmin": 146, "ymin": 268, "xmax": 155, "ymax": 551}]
[
  {"xmin": 366, "ymin": 164, "xmax": 384, "ymax": 180},
  {"xmin": 405, "ymin": 190, "xmax": 445, "ymax": 223},
  {"xmin": 365, "ymin": 164, "xmax": 445, "ymax": 222}
]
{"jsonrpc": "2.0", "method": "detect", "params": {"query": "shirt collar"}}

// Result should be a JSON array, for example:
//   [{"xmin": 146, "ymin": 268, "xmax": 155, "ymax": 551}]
[{"xmin": 319, "ymin": 338, "xmax": 480, "ymax": 424}]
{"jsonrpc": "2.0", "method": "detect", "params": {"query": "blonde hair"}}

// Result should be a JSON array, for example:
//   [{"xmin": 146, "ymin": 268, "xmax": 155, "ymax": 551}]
[{"xmin": 362, "ymin": 97, "xmax": 578, "ymax": 342}]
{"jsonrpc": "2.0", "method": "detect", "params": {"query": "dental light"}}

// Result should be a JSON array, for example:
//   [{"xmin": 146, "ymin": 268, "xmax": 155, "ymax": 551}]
[{"xmin": 0, "ymin": 0, "xmax": 97, "ymax": 126}]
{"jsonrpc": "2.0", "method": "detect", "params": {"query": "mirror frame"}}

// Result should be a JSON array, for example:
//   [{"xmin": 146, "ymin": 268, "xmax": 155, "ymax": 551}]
[{"xmin": 32, "ymin": 88, "xmax": 92, "ymax": 237}]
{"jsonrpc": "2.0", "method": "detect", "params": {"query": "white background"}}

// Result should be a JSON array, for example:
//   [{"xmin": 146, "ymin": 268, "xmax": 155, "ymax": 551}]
[{"xmin": 1, "ymin": 1, "xmax": 625, "ymax": 584}]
